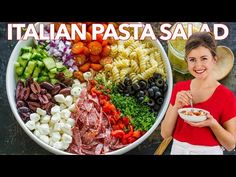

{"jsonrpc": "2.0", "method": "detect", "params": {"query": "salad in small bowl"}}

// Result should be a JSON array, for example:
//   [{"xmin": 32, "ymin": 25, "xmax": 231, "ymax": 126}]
[{"xmin": 178, "ymin": 108, "xmax": 209, "ymax": 123}]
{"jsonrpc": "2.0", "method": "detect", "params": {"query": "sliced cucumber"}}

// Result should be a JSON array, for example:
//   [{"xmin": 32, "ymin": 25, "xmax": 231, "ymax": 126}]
[{"xmin": 42, "ymin": 57, "xmax": 56, "ymax": 70}]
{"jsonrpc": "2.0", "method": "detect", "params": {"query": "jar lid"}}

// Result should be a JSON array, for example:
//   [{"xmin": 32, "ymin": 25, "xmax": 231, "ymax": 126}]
[{"xmin": 212, "ymin": 46, "xmax": 234, "ymax": 80}]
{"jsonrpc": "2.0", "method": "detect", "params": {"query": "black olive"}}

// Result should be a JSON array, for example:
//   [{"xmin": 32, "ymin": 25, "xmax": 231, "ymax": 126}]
[
  {"xmin": 152, "ymin": 86, "xmax": 160, "ymax": 93},
  {"xmin": 150, "ymin": 82, "xmax": 156, "ymax": 87},
  {"xmin": 154, "ymin": 91, "xmax": 162, "ymax": 99},
  {"xmin": 118, "ymin": 83, "xmax": 125, "ymax": 90},
  {"xmin": 117, "ymin": 84, "xmax": 125, "ymax": 93},
  {"xmin": 153, "ymin": 73, "xmax": 162, "ymax": 80},
  {"xmin": 137, "ymin": 90, "xmax": 145, "ymax": 98},
  {"xmin": 123, "ymin": 88, "xmax": 129, "ymax": 94},
  {"xmin": 143, "ymin": 90, "xmax": 148, "ymax": 96},
  {"xmin": 127, "ymin": 86, "xmax": 135, "ymax": 95},
  {"xmin": 124, "ymin": 93, "xmax": 130, "ymax": 97},
  {"xmin": 147, "ymin": 99, "xmax": 155, "ymax": 107},
  {"xmin": 163, "ymin": 83, "xmax": 168, "ymax": 93},
  {"xmin": 156, "ymin": 78, "xmax": 164, "ymax": 87},
  {"xmin": 124, "ymin": 77, "xmax": 132, "ymax": 86},
  {"xmin": 148, "ymin": 88, "xmax": 154, "ymax": 97},
  {"xmin": 153, "ymin": 104, "xmax": 160, "ymax": 111},
  {"xmin": 132, "ymin": 83, "xmax": 140, "ymax": 91},
  {"xmin": 138, "ymin": 80, "xmax": 147, "ymax": 90},
  {"xmin": 117, "ymin": 87, "xmax": 124, "ymax": 93},
  {"xmin": 148, "ymin": 77, "xmax": 155, "ymax": 84},
  {"xmin": 156, "ymin": 97, "xmax": 164, "ymax": 105},
  {"xmin": 138, "ymin": 96, "xmax": 144, "ymax": 102}
]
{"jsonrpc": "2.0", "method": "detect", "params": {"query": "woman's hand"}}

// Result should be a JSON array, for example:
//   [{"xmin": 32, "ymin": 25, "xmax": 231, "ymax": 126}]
[
  {"xmin": 174, "ymin": 90, "xmax": 192, "ymax": 109},
  {"xmin": 185, "ymin": 112, "xmax": 218, "ymax": 128}
]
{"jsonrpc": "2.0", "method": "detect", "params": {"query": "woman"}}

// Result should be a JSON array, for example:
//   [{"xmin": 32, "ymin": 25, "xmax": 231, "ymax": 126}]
[{"xmin": 161, "ymin": 32, "xmax": 236, "ymax": 155}]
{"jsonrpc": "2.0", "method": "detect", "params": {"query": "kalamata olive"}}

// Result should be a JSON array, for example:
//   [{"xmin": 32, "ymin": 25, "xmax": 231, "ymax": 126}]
[
  {"xmin": 156, "ymin": 78, "xmax": 164, "ymax": 87},
  {"xmin": 28, "ymin": 101, "xmax": 41, "ymax": 112},
  {"xmin": 156, "ymin": 97, "xmax": 164, "ymax": 105},
  {"xmin": 18, "ymin": 106, "xmax": 31, "ymax": 113},
  {"xmin": 153, "ymin": 73, "xmax": 161, "ymax": 80},
  {"xmin": 22, "ymin": 87, "xmax": 30, "ymax": 100},
  {"xmin": 30, "ymin": 82, "xmax": 41, "ymax": 94},
  {"xmin": 20, "ymin": 112, "xmax": 31, "ymax": 122},
  {"xmin": 40, "ymin": 82, "xmax": 54, "ymax": 91},
  {"xmin": 59, "ymin": 88, "xmax": 71, "ymax": 96},
  {"xmin": 55, "ymin": 72, "xmax": 65, "ymax": 81},
  {"xmin": 148, "ymin": 88, "xmax": 154, "ymax": 97},
  {"xmin": 132, "ymin": 83, "xmax": 140, "ymax": 91},
  {"xmin": 124, "ymin": 77, "xmax": 132, "ymax": 86},
  {"xmin": 58, "ymin": 82, "xmax": 67, "ymax": 89},
  {"xmin": 16, "ymin": 100, "xmax": 26, "ymax": 108},
  {"xmin": 138, "ymin": 80, "xmax": 147, "ymax": 90},
  {"xmin": 147, "ymin": 99, "xmax": 155, "ymax": 107},
  {"xmin": 29, "ymin": 93, "xmax": 38, "ymax": 101},
  {"xmin": 51, "ymin": 84, "xmax": 61, "ymax": 95},
  {"xmin": 63, "ymin": 78, "xmax": 73, "ymax": 86},
  {"xmin": 154, "ymin": 91, "xmax": 162, "ymax": 99},
  {"xmin": 16, "ymin": 80, "xmax": 24, "ymax": 100},
  {"xmin": 25, "ymin": 77, "xmax": 33, "ymax": 87},
  {"xmin": 40, "ymin": 88, "xmax": 47, "ymax": 94},
  {"xmin": 137, "ymin": 90, "xmax": 145, "ymax": 98},
  {"xmin": 38, "ymin": 94, "xmax": 49, "ymax": 104}
]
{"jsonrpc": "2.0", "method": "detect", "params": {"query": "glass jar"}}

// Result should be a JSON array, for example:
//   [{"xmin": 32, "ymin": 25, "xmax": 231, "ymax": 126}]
[{"xmin": 167, "ymin": 22, "xmax": 202, "ymax": 74}]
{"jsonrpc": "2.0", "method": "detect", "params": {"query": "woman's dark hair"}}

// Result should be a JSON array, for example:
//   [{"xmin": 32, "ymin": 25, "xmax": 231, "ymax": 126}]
[{"xmin": 185, "ymin": 32, "xmax": 217, "ymax": 59}]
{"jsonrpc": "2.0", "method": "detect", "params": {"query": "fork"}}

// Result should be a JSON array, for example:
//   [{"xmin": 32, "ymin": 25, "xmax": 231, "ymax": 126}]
[{"xmin": 190, "ymin": 98, "xmax": 194, "ymax": 112}]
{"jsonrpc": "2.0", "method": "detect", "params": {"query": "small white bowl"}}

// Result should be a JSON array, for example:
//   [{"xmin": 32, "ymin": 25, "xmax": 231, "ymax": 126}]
[{"xmin": 178, "ymin": 108, "xmax": 209, "ymax": 123}]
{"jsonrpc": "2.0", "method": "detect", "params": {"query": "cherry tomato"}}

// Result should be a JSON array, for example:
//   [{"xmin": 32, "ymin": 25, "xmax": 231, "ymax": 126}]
[
  {"xmin": 83, "ymin": 46, "xmax": 90, "ymax": 56},
  {"xmin": 90, "ymin": 55, "xmax": 101, "ymax": 63},
  {"xmin": 72, "ymin": 42, "xmax": 84, "ymax": 54},
  {"xmin": 74, "ymin": 54, "xmax": 86, "ymax": 66},
  {"xmin": 101, "ymin": 45, "xmax": 111, "ymax": 57},
  {"xmin": 88, "ymin": 41, "xmax": 103, "ymax": 55}
]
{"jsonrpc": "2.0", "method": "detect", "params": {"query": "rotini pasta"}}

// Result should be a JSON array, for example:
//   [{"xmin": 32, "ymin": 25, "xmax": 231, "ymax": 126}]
[{"xmin": 98, "ymin": 36, "xmax": 167, "ymax": 84}]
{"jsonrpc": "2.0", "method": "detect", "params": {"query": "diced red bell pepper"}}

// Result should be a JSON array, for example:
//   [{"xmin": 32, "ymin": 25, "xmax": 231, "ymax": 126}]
[
  {"xmin": 99, "ymin": 99, "xmax": 106, "ymax": 106},
  {"xmin": 122, "ymin": 117, "xmax": 130, "ymax": 126},
  {"xmin": 111, "ymin": 130, "xmax": 125, "ymax": 139},
  {"xmin": 91, "ymin": 87, "xmax": 102, "ymax": 96},
  {"xmin": 121, "ymin": 137, "xmax": 128, "ymax": 145},
  {"xmin": 132, "ymin": 130, "xmax": 141, "ymax": 139},
  {"xmin": 123, "ymin": 125, "xmax": 134, "ymax": 139},
  {"xmin": 127, "ymin": 136, "xmax": 136, "ymax": 144},
  {"xmin": 112, "ymin": 125, "xmax": 121, "ymax": 130},
  {"xmin": 108, "ymin": 117, "xmax": 116, "ymax": 125},
  {"xmin": 90, "ymin": 80, "xmax": 97, "ymax": 86},
  {"xmin": 98, "ymin": 85, "xmax": 104, "ymax": 90}
]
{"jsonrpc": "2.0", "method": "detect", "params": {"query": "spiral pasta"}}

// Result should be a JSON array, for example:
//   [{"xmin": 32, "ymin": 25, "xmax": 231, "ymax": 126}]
[{"xmin": 97, "ymin": 36, "xmax": 167, "ymax": 84}]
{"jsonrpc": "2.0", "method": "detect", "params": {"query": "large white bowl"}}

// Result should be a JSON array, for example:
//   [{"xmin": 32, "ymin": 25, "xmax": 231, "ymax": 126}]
[
  {"xmin": 6, "ymin": 22, "xmax": 173, "ymax": 155},
  {"xmin": 178, "ymin": 108, "xmax": 209, "ymax": 123}
]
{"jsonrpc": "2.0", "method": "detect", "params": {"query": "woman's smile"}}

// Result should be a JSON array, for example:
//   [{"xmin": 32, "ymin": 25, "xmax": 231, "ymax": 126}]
[{"xmin": 194, "ymin": 69, "xmax": 206, "ymax": 74}]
